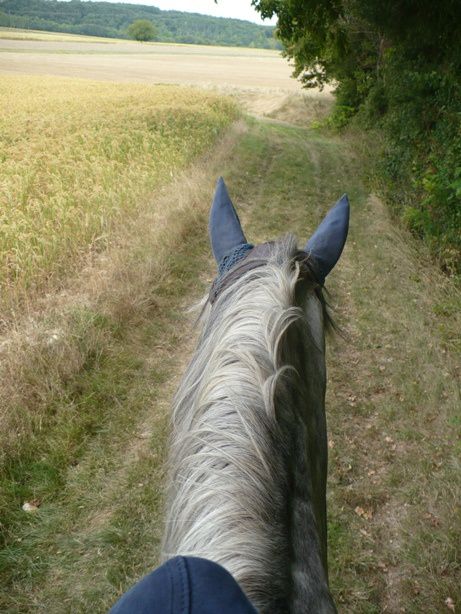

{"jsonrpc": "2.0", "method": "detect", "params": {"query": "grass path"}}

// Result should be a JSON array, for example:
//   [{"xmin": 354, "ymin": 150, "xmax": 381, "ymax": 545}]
[{"xmin": 1, "ymin": 108, "xmax": 460, "ymax": 612}]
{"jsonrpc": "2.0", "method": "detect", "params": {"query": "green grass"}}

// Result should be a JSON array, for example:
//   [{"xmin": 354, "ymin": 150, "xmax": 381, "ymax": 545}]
[
  {"xmin": 0, "ymin": 99, "xmax": 460, "ymax": 612},
  {"xmin": 226, "ymin": 119, "xmax": 460, "ymax": 612}
]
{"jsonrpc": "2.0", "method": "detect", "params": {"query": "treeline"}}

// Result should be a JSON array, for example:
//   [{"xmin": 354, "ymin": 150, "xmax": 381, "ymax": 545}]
[
  {"xmin": 254, "ymin": 0, "xmax": 461, "ymax": 274},
  {"xmin": 0, "ymin": 0, "xmax": 280, "ymax": 49}
]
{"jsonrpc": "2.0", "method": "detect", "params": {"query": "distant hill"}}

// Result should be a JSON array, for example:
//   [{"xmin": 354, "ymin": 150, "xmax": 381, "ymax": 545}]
[{"xmin": 0, "ymin": 0, "xmax": 281, "ymax": 49}]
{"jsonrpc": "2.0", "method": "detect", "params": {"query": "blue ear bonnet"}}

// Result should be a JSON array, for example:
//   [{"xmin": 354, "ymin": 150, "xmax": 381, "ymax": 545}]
[
  {"xmin": 217, "ymin": 242, "xmax": 254, "ymax": 277},
  {"xmin": 209, "ymin": 177, "xmax": 248, "ymax": 264},
  {"xmin": 209, "ymin": 177, "xmax": 349, "ymax": 285},
  {"xmin": 305, "ymin": 194, "xmax": 350, "ymax": 284}
]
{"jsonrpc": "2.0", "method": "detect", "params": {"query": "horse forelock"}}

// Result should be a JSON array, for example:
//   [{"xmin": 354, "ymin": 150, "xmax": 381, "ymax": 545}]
[{"xmin": 162, "ymin": 235, "xmax": 334, "ymax": 612}]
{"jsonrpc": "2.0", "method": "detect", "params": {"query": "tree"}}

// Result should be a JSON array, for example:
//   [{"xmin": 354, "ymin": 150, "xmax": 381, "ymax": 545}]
[
  {"xmin": 127, "ymin": 19, "xmax": 156, "ymax": 42},
  {"xmin": 251, "ymin": 0, "xmax": 461, "ymax": 271},
  {"xmin": 252, "ymin": 0, "xmax": 378, "ymax": 101},
  {"xmin": 252, "ymin": 0, "xmax": 461, "ymax": 105}
]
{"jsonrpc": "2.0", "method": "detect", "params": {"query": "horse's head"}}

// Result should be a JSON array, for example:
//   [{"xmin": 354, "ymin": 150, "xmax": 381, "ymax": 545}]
[
  {"xmin": 209, "ymin": 177, "xmax": 349, "ymax": 286},
  {"xmin": 208, "ymin": 177, "xmax": 349, "ymax": 340}
]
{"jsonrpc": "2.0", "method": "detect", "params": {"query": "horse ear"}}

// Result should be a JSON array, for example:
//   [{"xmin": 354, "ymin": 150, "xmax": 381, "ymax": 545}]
[
  {"xmin": 305, "ymin": 194, "xmax": 350, "ymax": 284},
  {"xmin": 209, "ymin": 177, "xmax": 247, "ymax": 263}
]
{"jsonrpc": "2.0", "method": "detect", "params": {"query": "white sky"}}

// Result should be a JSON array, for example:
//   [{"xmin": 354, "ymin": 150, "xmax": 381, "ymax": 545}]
[{"xmin": 91, "ymin": 0, "xmax": 277, "ymax": 25}]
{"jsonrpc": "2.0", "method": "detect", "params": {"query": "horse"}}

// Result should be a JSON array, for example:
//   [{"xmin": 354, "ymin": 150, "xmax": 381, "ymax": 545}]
[{"xmin": 160, "ymin": 178, "xmax": 349, "ymax": 613}]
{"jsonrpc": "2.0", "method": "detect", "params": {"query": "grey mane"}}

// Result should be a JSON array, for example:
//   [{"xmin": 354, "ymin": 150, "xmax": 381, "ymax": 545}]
[{"xmin": 161, "ymin": 235, "xmax": 336, "ymax": 613}]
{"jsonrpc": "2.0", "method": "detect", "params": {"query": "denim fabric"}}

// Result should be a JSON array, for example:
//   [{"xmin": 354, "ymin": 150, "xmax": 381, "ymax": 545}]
[{"xmin": 109, "ymin": 556, "xmax": 257, "ymax": 614}]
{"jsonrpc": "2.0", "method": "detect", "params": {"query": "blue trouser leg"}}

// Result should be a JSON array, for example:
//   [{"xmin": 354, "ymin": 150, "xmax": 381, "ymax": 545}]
[{"xmin": 109, "ymin": 556, "xmax": 258, "ymax": 614}]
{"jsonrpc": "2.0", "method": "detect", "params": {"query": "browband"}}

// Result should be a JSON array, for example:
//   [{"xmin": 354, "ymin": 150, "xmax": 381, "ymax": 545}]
[{"xmin": 209, "ymin": 243, "xmax": 317, "ymax": 304}]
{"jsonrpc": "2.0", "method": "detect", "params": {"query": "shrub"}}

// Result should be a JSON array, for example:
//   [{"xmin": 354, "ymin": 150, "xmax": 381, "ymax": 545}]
[{"xmin": 127, "ymin": 19, "xmax": 156, "ymax": 42}]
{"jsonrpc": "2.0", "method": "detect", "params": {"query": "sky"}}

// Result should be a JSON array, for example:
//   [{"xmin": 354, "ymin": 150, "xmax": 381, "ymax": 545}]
[{"xmin": 94, "ymin": 0, "xmax": 277, "ymax": 25}]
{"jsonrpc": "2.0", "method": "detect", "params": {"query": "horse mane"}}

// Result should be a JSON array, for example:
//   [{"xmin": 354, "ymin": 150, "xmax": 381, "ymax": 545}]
[{"xmin": 161, "ymin": 235, "xmax": 336, "ymax": 613}]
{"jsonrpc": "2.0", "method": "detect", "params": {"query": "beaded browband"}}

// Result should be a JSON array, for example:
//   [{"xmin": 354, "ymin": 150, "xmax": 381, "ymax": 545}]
[{"xmin": 209, "ymin": 242, "xmax": 318, "ymax": 304}]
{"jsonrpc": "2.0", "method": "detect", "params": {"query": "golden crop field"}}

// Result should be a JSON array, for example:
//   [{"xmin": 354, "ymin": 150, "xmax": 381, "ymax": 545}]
[
  {"xmin": 0, "ymin": 74, "xmax": 237, "ymax": 307},
  {"xmin": 0, "ymin": 26, "xmax": 125, "ymax": 43}
]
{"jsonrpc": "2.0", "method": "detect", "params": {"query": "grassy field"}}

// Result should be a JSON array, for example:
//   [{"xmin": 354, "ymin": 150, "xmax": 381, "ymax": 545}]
[
  {"xmin": 0, "ymin": 28, "xmax": 281, "ymax": 54},
  {"xmin": 0, "ymin": 48, "xmax": 460, "ymax": 613},
  {"xmin": 0, "ymin": 74, "xmax": 237, "ymax": 311},
  {"xmin": 0, "ymin": 27, "xmax": 128, "ymax": 43}
]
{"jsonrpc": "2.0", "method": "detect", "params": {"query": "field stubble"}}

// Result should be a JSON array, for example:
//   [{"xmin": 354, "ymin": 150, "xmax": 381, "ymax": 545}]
[{"xmin": 0, "ymin": 37, "xmax": 311, "ymax": 91}]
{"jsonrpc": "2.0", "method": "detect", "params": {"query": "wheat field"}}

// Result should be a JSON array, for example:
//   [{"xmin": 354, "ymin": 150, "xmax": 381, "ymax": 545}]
[{"xmin": 0, "ymin": 74, "xmax": 237, "ymax": 309}]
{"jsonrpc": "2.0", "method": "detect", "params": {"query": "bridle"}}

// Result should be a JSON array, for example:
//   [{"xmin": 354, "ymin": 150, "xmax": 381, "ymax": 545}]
[{"xmin": 209, "ymin": 242, "xmax": 320, "ymax": 305}]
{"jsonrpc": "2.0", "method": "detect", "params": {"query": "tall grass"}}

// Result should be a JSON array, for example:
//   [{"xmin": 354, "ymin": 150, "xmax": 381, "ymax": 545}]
[
  {"xmin": 0, "ymin": 75, "xmax": 237, "ymax": 311},
  {"xmin": 0, "ymin": 116, "xmax": 244, "ymax": 610}
]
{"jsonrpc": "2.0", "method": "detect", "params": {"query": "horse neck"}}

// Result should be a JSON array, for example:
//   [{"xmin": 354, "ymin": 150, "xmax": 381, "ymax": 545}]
[
  {"xmin": 278, "ymin": 313, "xmax": 336, "ymax": 612},
  {"xmin": 162, "ymin": 257, "xmax": 335, "ymax": 613}
]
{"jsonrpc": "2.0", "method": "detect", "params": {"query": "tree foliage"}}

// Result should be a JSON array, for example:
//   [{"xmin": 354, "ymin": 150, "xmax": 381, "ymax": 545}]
[
  {"xmin": 252, "ymin": 0, "xmax": 461, "ymax": 272},
  {"xmin": 127, "ymin": 19, "xmax": 156, "ymax": 42},
  {"xmin": 0, "ymin": 0, "xmax": 281, "ymax": 49}
]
